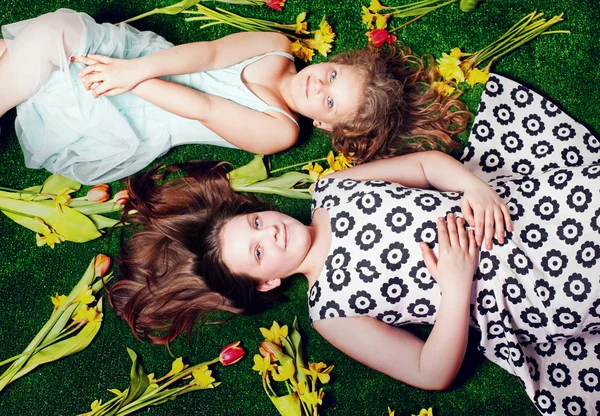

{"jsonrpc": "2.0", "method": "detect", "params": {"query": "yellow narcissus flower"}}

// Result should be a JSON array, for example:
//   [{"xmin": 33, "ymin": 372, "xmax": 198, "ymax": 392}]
[
  {"xmin": 73, "ymin": 306, "xmax": 103, "ymax": 323},
  {"xmin": 296, "ymin": 381, "xmax": 323, "ymax": 406},
  {"xmin": 252, "ymin": 354, "xmax": 272, "ymax": 376},
  {"xmin": 375, "ymin": 13, "xmax": 389, "ymax": 29},
  {"xmin": 192, "ymin": 365, "xmax": 216, "ymax": 387},
  {"xmin": 389, "ymin": 407, "xmax": 395, "ymax": 416},
  {"xmin": 294, "ymin": 12, "xmax": 308, "ymax": 34},
  {"xmin": 318, "ymin": 16, "xmax": 335, "ymax": 43},
  {"xmin": 368, "ymin": 0, "xmax": 386, "ymax": 12},
  {"xmin": 272, "ymin": 359, "xmax": 295, "ymax": 381},
  {"xmin": 327, "ymin": 151, "xmax": 353, "ymax": 171},
  {"xmin": 35, "ymin": 229, "xmax": 65, "ymax": 249},
  {"xmin": 75, "ymin": 286, "xmax": 95, "ymax": 305},
  {"xmin": 412, "ymin": 408, "xmax": 434, "ymax": 416},
  {"xmin": 54, "ymin": 187, "xmax": 72, "ymax": 205},
  {"xmin": 260, "ymin": 321, "xmax": 289, "ymax": 344},
  {"xmin": 171, "ymin": 357, "xmax": 186, "ymax": 375},
  {"xmin": 307, "ymin": 32, "xmax": 333, "ymax": 57},
  {"xmin": 51, "ymin": 293, "xmax": 67, "ymax": 309},
  {"xmin": 291, "ymin": 40, "xmax": 314, "ymax": 62},
  {"xmin": 450, "ymin": 47, "xmax": 465, "ymax": 59},
  {"xmin": 361, "ymin": 6, "xmax": 377, "ymax": 29},
  {"xmin": 433, "ymin": 81, "xmax": 456, "ymax": 96},
  {"xmin": 301, "ymin": 362, "xmax": 334, "ymax": 384},
  {"xmin": 90, "ymin": 400, "xmax": 102, "ymax": 411},
  {"xmin": 436, "ymin": 53, "xmax": 465, "ymax": 83},
  {"xmin": 466, "ymin": 68, "xmax": 491, "ymax": 86}
]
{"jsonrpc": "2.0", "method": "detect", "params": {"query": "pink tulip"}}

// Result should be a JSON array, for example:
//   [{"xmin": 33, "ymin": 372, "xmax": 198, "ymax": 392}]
[
  {"xmin": 94, "ymin": 254, "xmax": 111, "ymax": 277},
  {"xmin": 219, "ymin": 341, "xmax": 245, "ymax": 366},
  {"xmin": 113, "ymin": 190, "xmax": 129, "ymax": 205},
  {"xmin": 86, "ymin": 184, "xmax": 110, "ymax": 203},
  {"xmin": 259, "ymin": 340, "xmax": 283, "ymax": 362}
]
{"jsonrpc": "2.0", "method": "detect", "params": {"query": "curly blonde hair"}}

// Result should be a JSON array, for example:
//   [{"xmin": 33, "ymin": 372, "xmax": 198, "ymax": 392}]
[{"xmin": 330, "ymin": 44, "xmax": 471, "ymax": 164}]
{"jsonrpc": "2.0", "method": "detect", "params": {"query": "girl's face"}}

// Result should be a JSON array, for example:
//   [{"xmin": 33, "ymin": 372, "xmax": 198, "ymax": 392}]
[
  {"xmin": 220, "ymin": 211, "xmax": 312, "ymax": 288},
  {"xmin": 291, "ymin": 63, "xmax": 364, "ymax": 131}
]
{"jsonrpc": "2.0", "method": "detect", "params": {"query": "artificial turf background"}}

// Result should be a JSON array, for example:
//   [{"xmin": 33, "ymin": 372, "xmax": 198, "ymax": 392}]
[{"xmin": 0, "ymin": 0, "xmax": 598, "ymax": 415}]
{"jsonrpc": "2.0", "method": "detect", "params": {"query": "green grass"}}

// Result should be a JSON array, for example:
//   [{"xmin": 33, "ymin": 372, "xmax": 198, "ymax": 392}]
[{"xmin": 0, "ymin": 0, "xmax": 598, "ymax": 415}]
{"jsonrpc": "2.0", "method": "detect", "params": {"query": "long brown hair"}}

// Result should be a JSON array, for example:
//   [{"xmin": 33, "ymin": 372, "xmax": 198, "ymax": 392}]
[
  {"xmin": 330, "ymin": 44, "xmax": 471, "ymax": 164},
  {"xmin": 109, "ymin": 161, "xmax": 274, "ymax": 345}
]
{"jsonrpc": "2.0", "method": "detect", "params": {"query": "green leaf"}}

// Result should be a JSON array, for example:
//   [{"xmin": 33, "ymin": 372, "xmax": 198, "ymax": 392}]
[
  {"xmin": 10, "ymin": 299, "xmax": 104, "ymax": 382},
  {"xmin": 0, "ymin": 211, "xmax": 47, "ymax": 234},
  {"xmin": 460, "ymin": 0, "xmax": 480, "ymax": 12},
  {"xmin": 269, "ymin": 393, "xmax": 302, "ymax": 416},
  {"xmin": 89, "ymin": 214, "xmax": 122, "ymax": 230},
  {"xmin": 0, "ymin": 197, "xmax": 101, "ymax": 242},
  {"xmin": 227, "ymin": 155, "xmax": 268, "ymax": 187},
  {"xmin": 40, "ymin": 174, "xmax": 81, "ymax": 195},
  {"xmin": 45, "ymin": 303, "xmax": 79, "ymax": 343},
  {"xmin": 121, "ymin": 0, "xmax": 202, "ymax": 24},
  {"xmin": 69, "ymin": 201, "xmax": 123, "ymax": 215},
  {"xmin": 65, "ymin": 257, "xmax": 97, "ymax": 304},
  {"xmin": 252, "ymin": 172, "xmax": 311, "ymax": 189},
  {"xmin": 290, "ymin": 317, "xmax": 308, "ymax": 385},
  {"xmin": 113, "ymin": 348, "xmax": 150, "ymax": 414}
]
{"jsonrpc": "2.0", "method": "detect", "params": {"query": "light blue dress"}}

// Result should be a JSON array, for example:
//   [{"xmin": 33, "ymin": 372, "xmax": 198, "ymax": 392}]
[{"xmin": 2, "ymin": 9, "xmax": 297, "ymax": 184}]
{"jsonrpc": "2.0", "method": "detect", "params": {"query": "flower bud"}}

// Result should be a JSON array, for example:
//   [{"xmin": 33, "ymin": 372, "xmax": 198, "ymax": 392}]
[
  {"xmin": 219, "ymin": 341, "xmax": 245, "ymax": 366},
  {"xmin": 113, "ymin": 190, "xmax": 129, "ymax": 205},
  {"xmin": 86, "ymin": 184, "xmax": 110, "ymax": 203},
  {"xmin": 94, "ymin": 254, "xmax": 111, "ymax": 277},
  {"xmin": 366, "ymin": 29, "xmax": 396, "ymax": 48},
  {"xmin": 259, "ymin": 340, "xmax": 283, "ymax": 362}
]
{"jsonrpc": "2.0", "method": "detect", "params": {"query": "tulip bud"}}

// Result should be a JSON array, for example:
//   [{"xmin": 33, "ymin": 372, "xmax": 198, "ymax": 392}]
[
  {"xmin": 259, "ymin": 340, "xmax": 283, "ymax": 362},
  {"xmin": 94, "ymin": 254, "xmax": 111, "ymax": 277},
  {"xmin": 113, "ymin": 190, "xmax": 129, "ymax": 205},
  {"xmin": 219, "ymin": 341, "xmax": 245, "ymax": 366},
  {"xmin": 366, "ymin": 29, "xmax": 396, "ymax": 48},
  {"xmin": 87, "ymin": 184, "xmax": 110, "ymax": 203}
]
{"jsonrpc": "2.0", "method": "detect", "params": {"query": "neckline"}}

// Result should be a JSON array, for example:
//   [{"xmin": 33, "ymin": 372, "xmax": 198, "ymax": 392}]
[{"xmin": 306, "ymin": 205, "xmax": 336, "ymax": 294}]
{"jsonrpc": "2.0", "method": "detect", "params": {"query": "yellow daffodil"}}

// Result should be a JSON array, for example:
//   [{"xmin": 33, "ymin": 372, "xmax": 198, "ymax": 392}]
[
  {"xmin": 272, "ymin": 359, "xmax": 295, "ymax": 382},
  {"xmin": 318, "ymin": 16, "xmax": 335, "ymax": 43},
  {"xmin": 260, "ymin": 321, "xmax": 289, "ymax": 345},
  {"xmin": 170, "ymin": 357, "xmax": 187, "ymax": 375},
  {"xmin": 389, "ymin": 407, "xmax": 395, "ymax": 416},
  {"xmin": 306, "ymin": 31, "xmax": 333, "ymax": 57},
  {"xmin": 54, "ymin": 187, "xmax": 72, "ymax": 205},
  {"xmin": 368, "ymin": 0, "xmax": 386, "ymax": 12},
  {"xmin": 466, "ymin": 68, "xmax": 491, "ymax": 86},
  {"xmin": 297, "ymin": 382, "xmax": 322, "ymax": 406},
  {"xmin": 436, "ymin": 53, "xmax": 465, "ymax": 83},
  {"xmin": 375, "ymin": 13, "xmax": 389, "ymax": 29},
  {"xmin": 450, "ymin": 47, "xmax": 465, "ymax": 59},
  {"xmin": 433, "ymin": 81, "xmax": 456, "ymax": 96},
  {"xmin": 35, "ymin": 229, "xmax": 65, "ymax": 249},
  {"xmin": 302, "ymin": 162, "xmax": 324, "ymax": 182},
  {"xmin": 319, "ymin": 168, "xmax": 335, "ymax": 179},
  {"xmin": 361, "ymin": 6, "xmax": 377, "ymax": 29},
  {"xmin": 90, "ymin": 400, "xmax": 102, "ymax": 411},
  {"xmin": 294, "ymin": 12, "xmax": 308, "ymax": 34},
  {"xmin": 75, "ymin": 286, "xmax": 95, "ymax": 305},
  {"xmin": 192, "ymin": 365, "xmax": 216, "ymax": 387},
  {"xmin": 412, "ymin": 408, "xmax": 433, "ymax": 416},
  {"xmin": 335, "ymin": 153, "xmax": 353, "ymax": 169},
  {"xmin": 291, "ymin": 40, "xmax": 314, "ymax": 62},
  {"xmin": 301, "ymin": 362, "xmax": 334, "ymax": 384},
  {"xmin": 51, "ymin": 293, "xmax": 67, "ymax": 309},
  {"xmin": 252, "ymin": 354, "xmax": 272, "ymax": 377},
  {"xmin": 73, "ymin": 306, "xmax": 103, "ymax": 323}
]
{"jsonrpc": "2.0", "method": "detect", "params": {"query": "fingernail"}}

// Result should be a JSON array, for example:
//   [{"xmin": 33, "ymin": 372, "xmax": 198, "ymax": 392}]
[
  {"xmin": 420, "ymin": 242, "xmax": 426, "ymax": 250},
  {"xmin": 70, "ymin": 56, "xmax": 75, "ymax": 62}
]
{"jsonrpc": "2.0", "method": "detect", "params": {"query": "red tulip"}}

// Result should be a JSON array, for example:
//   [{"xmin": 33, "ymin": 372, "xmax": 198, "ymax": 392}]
[
  {"xmin": 86, "ymin": 184, "xmax": 110, "ymax": 203},
  {"xmin": 113, "ymin": 190, "xmax": 129, "ymax": 205},
  {"xmin": 366, "ymin": 29, "xmax": 397, "ymax": 47},
  {"xmin": 266, "ymin": 0, "xmax": 285, "ymax": 11},
  {"xmin": 220, "ymin": 341, "xmax": 245, "ymax": 366},
  {"xmin": 94, "ymin": 254, "xmax": 111, "ymax": 277},
  {"xmin": 259, "ymin": 340, "xmax": 283, "ymax": 362}
]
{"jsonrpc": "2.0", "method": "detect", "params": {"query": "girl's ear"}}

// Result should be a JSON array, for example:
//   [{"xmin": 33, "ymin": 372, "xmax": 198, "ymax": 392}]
[
  {"xmin": 313, "ymin": 119, "xmax": 333, "ymax": 132},
  {"xmin": 257, "ymin": 278, "xmax": 282, "ymax": 292}
]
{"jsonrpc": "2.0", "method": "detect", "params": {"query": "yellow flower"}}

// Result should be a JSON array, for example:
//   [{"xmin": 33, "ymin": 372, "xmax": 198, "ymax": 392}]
[
  {"xmin": 450, "ymin": 47, "xmax": 464, "ymax": 59},
  {"xmin": 171, "ymin": 357, "xmax": 187, "ymax": 375},
  {"xmin": 35, "ymin": 229, "xmax": 65, "ymax": 249},
  {"xmin": 368, "ymin": 0, "xmax": 386, "ymax": 12},
  {"xmin": 90, "ymin": 400, "xmax": 102, "ymax": 411},
  {"xmin": 433, "ymin": 81, "xmax": 456, "ymax": 96},
  {"xmin": 300, "ymin": 362, "xmax": 334, "ymax": 384},
  {"xmin": 335, "ymin": 153, "xmax": 353, "ymax": 169},
  {"xmin": 302, "ymin": 162, "xmax": 324, "ymax": 182},
  {"xmin": 291, "ymin": 40, "xmax": 314, "ymax": 62},
  {"xmin": 318, "ymin": 16, "xmax": 335, "ymax": 43},
  {"xmin": 192, "ymin": 365, "xmax": 216, "ymax": 387},
  {"xmin": 436, "ymin": 53, "xmax": 465, "ymax": 83},
  {"xmin": 296, "ymin": 382, "xmax": 323, "ymax": 406},
  {"xmin": 375, "ymin": 13, "xmax": 389, "ymax": 29},
  {"xmin": 466, "ymin": 67, "xmax": 491, "ymax": 87},
  {"xmin": 75, "ymin": 286, "xmax": 95, "ymax": 305},
  {"xmin": 361, "ymin": 6, "xmax": 377, "ymax": 29},
  {"xmin": 54, "ymin": 187, "xmax": 72, "ymax": 205},
  {"xmin": 252, "ymin": 354, "xmax": 272, "ymax": 377},
  {"xmin": 73, "ymin": 306, "xmax": 103, "ymax": 323},
  {"xmin": 260, "ymin": 321, "xmax": 289, "ymax": 344},
  {"xmin": 389, "ymin": 407, "xmax": 395, "ymax": 416},
  {"xmin": 307, "ymin": 32, "xmax": 333, "ymax": 57},
  {"xmin": 327, "ymin": 151, "xmax": 353, "ymax": 171},
  {"xmin": 412, "ymin": 408, "xmax": 433, "ymax": 416},
  {"xmin": 294, "ymin": 12, "xmax": 308, "ymax": 34},
  {"xmin": 319, "ymin": 168, "xmax": 335, "ymax": 179},
  {"xmin": 51, "ymin": 293, "xmax": 67, "ymax": 309},
  {"xmin": 272, "ymin": 359, "xmax": 295, "ymax": 382}
]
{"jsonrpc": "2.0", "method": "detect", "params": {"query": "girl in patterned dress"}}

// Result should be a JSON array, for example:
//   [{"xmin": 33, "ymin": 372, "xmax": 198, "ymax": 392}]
[
  {"xmin": 110, "ymin": 75, "xmax": 600, "ymax": 415},
  {"xmin": 0, "ymin": 9, "xmax": 468, "ymax": 184}
]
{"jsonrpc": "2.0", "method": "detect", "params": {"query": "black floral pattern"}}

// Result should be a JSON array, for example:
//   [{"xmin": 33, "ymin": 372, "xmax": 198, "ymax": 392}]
[
  {"xmin": 349, "ymin": 290, "xmax": 377, "ymax": 314},
  {"xmin": 319, "ymin": 301, "xmax": 347, "ymax": 320},
  {"xmin": 541, "ymin": 98, "xmax": 562, "ymax": 117},
  {"xmin": 520, "ymin": 306, "xmax": 548, "ymax": 328},
  {"xmin": 583, "ymin": 132, "xmax": 600, "ymax": 153},
  {"xmin": 385, "ymin": 186, "xmax": 412, "ymax": 200},
  {"xmin": 493, "ymin": 103, "xmax": 515, "ymax": 125},
  {"xmin": 578, "ymin": 368, "xmax": 600, "ymax": 393},
  {"xmin": 562, "ymin": 274, "xmax": 590, "ymax": 304},
  {"xmin": 556, "ymin": 218, "xmax": 583, "ymax": 245},
  {"xmin": 385, "ymin": 206, "xmax": 413, "ymax": 233},
  {"xmin": 512, "ymin": 159, "xmax": 535, "ymax": 176},
  {"xmin": 309, "ymin": 281, "xmax": 321, "ymax": 307},
  {"xmin": 562, "ymin": 396, "xmax": 586, "ymax": 416},
  {"xmin": 330, "ymin": 211, "xmax": 355, "ymax": 238},
  {"xmin": 517, "ymin": 176, "xmax": 540, "ymax": 196},
  {"xmin": 582, "ymin": 164, "xmax": 600, "ymax": 179},
  {"xmin": 511, "ymin": 85, "xmax": 533, "ymax": 108},
  {"xmin": 476, "ymin": 251, "xmax": 500, "ymax": 281},
  {"xmin": 460, "ymin": 142, "xmax": 475, "ymax": 162},
  {"xmin": 380, "ymin": 277, "xmax": 408, "ymax": 304},
  {"xmin": 548, "ymin": 363, "xmax": 572, "ymax": 388},
  {"xmin": 533, "ymin": 196, "xmax": 559, "ymax": 221},
  {"xmin": 575, "ymin": 241, "xmax": 600, "ymax": 268},
  {"xmin": 548, "ymin": 169, "xmax": 573, "ymax": 190},
  {"xmin": 534, "ymin": 389, "xmax": 557, "ymax": 414},
  {"xmin": 531, "ymin": 140, "xmax": 554, "ymax": 159},
  {"xmin": 503, "ymin": 277, "xmax": 527, "ymax": 304},
  {"xmin": 522, "ymin": 114, "xmax": 545, "ymax": 136},
  {"xmin": 380, "ymin": 242, "xmax": 410, "ymax": 271},
  {"xmin": 552, "ymin": 307, "xmax": 581, "ymax": 330},
  {"xmin": 552, "ymin": 123, "xmax": 576, "ymax": 141},
  {"xmin": 561, "ymin": 146, "xmax": 583, "ymax": 167},
  {"xmin": 356, "ymin": 259, "xmax": 381, "ymax": 283},
  {"xmin": 477, "ymin": 289, "xmax": 498, "ymax": 315},
  {"xmin": 354, "ymin": 191, "xmax": 383, "ymax": 215},
  {"xmin": 337, "ymin": 178, "xmax": 359, "ymax": 191},
  {"xmin": 413, "ymin": 221, "xmax": 438, "ymax": 249},
  {"xmin": 480, "ymin": 149, "xmax": 505, "ymax": 173},
  {"xmin": 376, "ymin": 310, "xmax": 402, "ymax": 326},
  {"xmin": 534, "ymin": 279, "xmax": 556, "ymax": 308},
  {"xmin": 520, "ymin": 223, "xmax": 548, "ymax": 249},
  {"xmin": 487, "ymin": 320, "xmax": 505, "ymax": 340},
  {"xmin": 407, "ymin": 298, "xmax": 436, "ymax": 318},
  {"xmin": 414, "ymin": 194, "xmax": 441, "ymax": 212},
  {"xmin": 515, "ymin": 329, "xmax": 537, "ymax": 346},
  {"xmin": 485, "ymin": 75, "xmax": 503, "ymax": 97},
  {"xmin": 564, "ymin": 337, "xmax": 588, "ymax": 361},
  {"xmin": 314, "ymin": 177, "xmax": 334, "ymax": 192},
  {"xmin": 326, "ymin": 268, "xmax": 351, "ymax": 292},
  {"xmin": 506, "ymin": 198, "xmax": 525, "ymax": 221},
  {"xmin": 321, "ymin": 195, "xmax": 340, "ymax": 210},
  {"xmin": 507, "ymin": 248, "xmax": 533, "ymax": 276},
  {"xmin": 408, "ymin": 261, "xmax": 435, "ymax": 290},
  {"xmin": 567, "ymin": 185, "xmax": 592, "ymax": 213},
  {"xmin": 500, "ymin": 131, "xmax": 523, "ymax": 153},
  {"xmin": 355, "ymin": 223, "xmax": 382, "ymax": 251},
  {"xmin": 541, "ymin": 249, "xmax": 568, "ymax": 278}
]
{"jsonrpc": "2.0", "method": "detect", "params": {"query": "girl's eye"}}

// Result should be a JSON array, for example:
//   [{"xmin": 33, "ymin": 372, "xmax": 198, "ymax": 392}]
[
  {"xmin": 253, "ymin": 217, "xmax": 260, "ymax": 229},
  {"xmin": 329, "ymin": 71, "xmax": 337, "ymax": 82},
  {"xmin": 256, "ymin": 246, "xmax": 262, "ymax": 260},
  {"xmin": 327, "ymin": 97, "xmax": 334, "ymax": 109}
]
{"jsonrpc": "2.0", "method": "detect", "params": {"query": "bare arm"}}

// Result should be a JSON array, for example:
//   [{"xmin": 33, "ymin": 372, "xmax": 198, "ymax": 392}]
[
  {"xmin": 328, "ymin": 151, "xmax": 512, "ymax": 248},
  {"xmin": 313, "ymin": 214, "xmax": 476, "ymax": 390},
  {"xmin": 129, "ymin": 78, "xmax": 297, "ymax": 154}
]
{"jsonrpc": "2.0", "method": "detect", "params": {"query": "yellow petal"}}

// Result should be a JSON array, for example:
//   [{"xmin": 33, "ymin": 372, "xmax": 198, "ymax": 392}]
[
  {"xmin": 368, "ymin": 0, "xmax": 386, "ymax": 12},
  {"xmin": 466, "ymin": 68, "xmax": 491, "ymax": 87},
  {"xmin": 75, "ymin": 286, "xmax": 95, "ymax": 305},
  {"xmin": 449, "ymin": 47, "xmax": 463, "ymax": 58},
  {"xmin": 171, "ymin": 357, "xmax": 185, "ymax": 375},
  {"xmin": 51, "ymin": 293, "xmax": 67, "ymax": 309},
  {"xmin": 375, "ymin": 14, "xmax": 389, "ymax": 29}
]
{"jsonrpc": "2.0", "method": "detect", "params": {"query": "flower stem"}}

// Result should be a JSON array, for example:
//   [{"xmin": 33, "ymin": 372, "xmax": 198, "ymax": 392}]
[{"xmin": 270, "ymin": 158, "xmax": 326, "ymax": 174}]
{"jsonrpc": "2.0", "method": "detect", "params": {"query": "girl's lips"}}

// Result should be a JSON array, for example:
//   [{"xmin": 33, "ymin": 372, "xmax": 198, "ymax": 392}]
[
  {"xmin": 284, "ymin": 223, "xmax": 288, "ymax": 249},
  {"xmin": 305, "ymin": 76, "xmax": 310, "ymax": 98}
]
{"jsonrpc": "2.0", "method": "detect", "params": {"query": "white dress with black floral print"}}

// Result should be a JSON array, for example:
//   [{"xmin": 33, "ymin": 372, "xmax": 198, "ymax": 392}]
[{"xmin": 308, "ymin": 74, "xmax": 600, "ymax": 416}]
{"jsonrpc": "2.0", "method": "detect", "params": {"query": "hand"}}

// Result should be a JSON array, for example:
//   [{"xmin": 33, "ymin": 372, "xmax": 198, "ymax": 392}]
[
  {"xmin": 460, "ymin": 179, "xmax": 512, "ymax": 250},
  {"xmin": 73, "ymin": 54, "xmax": 142, "ymax": 98},
  {"xmin": 420, "ymin": 214, "xmax": 478, "ymax": 296}
]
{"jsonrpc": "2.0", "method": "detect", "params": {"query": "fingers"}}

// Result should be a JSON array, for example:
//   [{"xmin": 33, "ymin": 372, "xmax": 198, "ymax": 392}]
[
  {"xmin": 420, "ymin": 242, "xmax": 438, "ymax": 274},
  {"xmin": 474, "ymin": 207, "xmax": 485, "ymax": 247},
  {"xmin": 494, "ymin": 206, "xmax": 505, "ymax": 245},
  {"xmin": 461, "ymin": 198, "xmax": 475, "ymax": 228},
  {"xmin": 456, "ymin": 216, "xmax": 468, "ymax": 249},
  {"xmin": 86, "ymin": 54, "xmax": 112, "ymax": 64},
  {"xmin": 437, "ymin": 216, "xmax": 449, "ymax": 249},
  {"xmin": 483, "ymin": 210, "xmax": 495, "ymax": 250},
  {"xmin": 501, "ymin": 203, "xmax": 513, "ymax": 232},
  {"xmin": 446, "ymin": 213, "xmax": 459, "ymax": 247},
  {"xmin": 467, "ymin": 227, "xmax": 477, "ymax": 255}
]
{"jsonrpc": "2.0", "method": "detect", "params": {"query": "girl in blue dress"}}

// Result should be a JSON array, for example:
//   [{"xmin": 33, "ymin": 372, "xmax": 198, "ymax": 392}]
[{"xmin": 0, "ymin": 9, "xmax": 469, "ymax": 184}]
